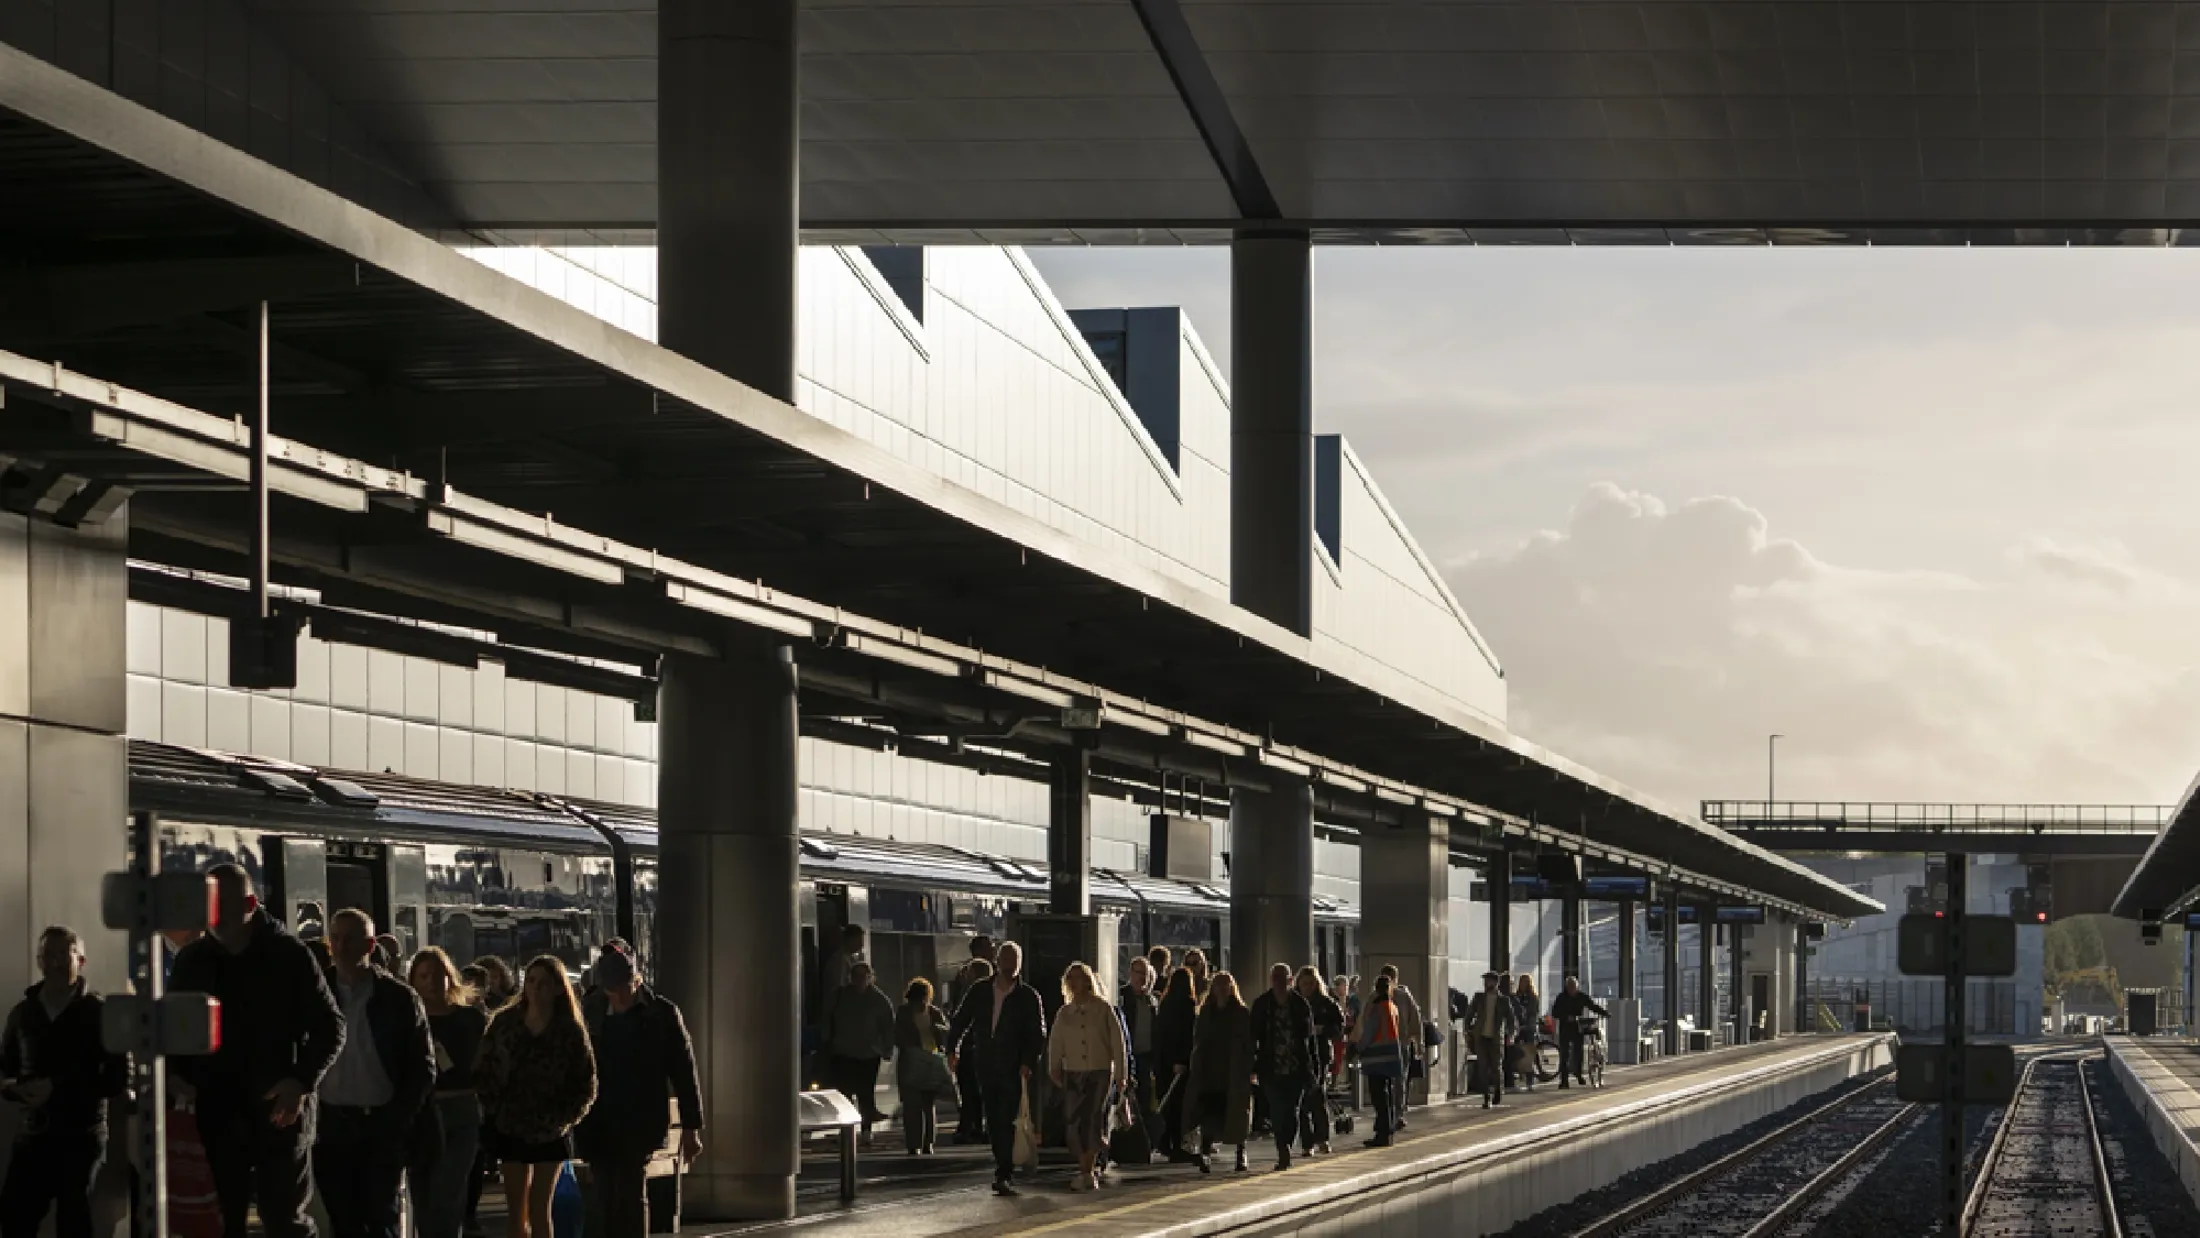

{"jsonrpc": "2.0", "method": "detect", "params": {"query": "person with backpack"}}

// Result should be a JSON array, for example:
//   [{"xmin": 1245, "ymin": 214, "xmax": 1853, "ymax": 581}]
[{"xmin": 1353, "ymin": 976, "xmax": 1407, "ymax": 1147}]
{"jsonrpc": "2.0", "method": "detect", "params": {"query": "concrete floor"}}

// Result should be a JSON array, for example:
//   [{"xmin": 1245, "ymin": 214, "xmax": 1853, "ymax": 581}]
[{"xmin": 689, "ymin": 1034, "xmax": 1889, "ymax": 1238}]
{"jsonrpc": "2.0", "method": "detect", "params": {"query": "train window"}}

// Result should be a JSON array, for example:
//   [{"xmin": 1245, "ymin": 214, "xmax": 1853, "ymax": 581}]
[
  {"xmin": 544, "ymin": 860, "xmax": 555, "ymax": 885},
  {"xmin": 869, "ymin": 888, "xmax": 933, "ymax": 934},
  {"xmin": 327, "ymin": 860, "xmax": 378, "ymax": 922}
]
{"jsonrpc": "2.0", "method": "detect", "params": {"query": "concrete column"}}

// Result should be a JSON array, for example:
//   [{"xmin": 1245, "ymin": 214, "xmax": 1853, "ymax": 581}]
[
  {"xmin": 656, "ymin": 639, "xmax": 800, "ymax": 1220},
  {"xmin": 1048, "ymin": 748, "xmax": 1092, "ymax": 915},
  {"xmin": 1489, "ymin": 851, "xmax": 1513, "ymax": 973},
  {"xmin": 1561, "ymin": 890, "xmax": 1583, "ymax": 980},
  {"xmin": 1731, "ymin": 921, "xmax": 1747, "ymax": 1041},
  {"xmin": 1699, "ymin": 905, "xmax": 1717, "ymax": 1044},
  {"xmin": 1228, "ymin": 777, "xmax": 1313, "ymax": 974},
  {"xmin": 1618, "ymin": 900, "xmax": 1636, "ymax": 1000},
  {"xmin": 659, "ymin": 0, "xmax": 798, "ymax": 401},
  {"xmin": 1796, "ymin": 919, "xmax": 1810, "ymax": 1033},
  {"xmin": 0, "ymin": 509, "xmax": 128, "ymax": 996},
  {"xmin": 1229, "ymin": 232, "xmax": 1314, "ymax": 637},
  {"xmin": 1363, "ymin": 816, "xmax": 1449, "ymax": 1103},
  {"xmin": 1662, "ymin": 886, "xmax": 1681, "ymax": 1055}
]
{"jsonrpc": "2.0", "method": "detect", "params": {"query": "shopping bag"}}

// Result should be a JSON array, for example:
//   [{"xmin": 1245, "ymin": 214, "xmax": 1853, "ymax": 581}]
[
  {"xmin": 166, "ymin": 1107, "xmax": 224, "ymax": 1238},
  {"xmin": 1012, "ymin": 1091, "xmax": 1038, "ymax": 1170},
  {"xmin": 1108, "ymin": 1113, "xmax": 1151, "ymax": 1166}
]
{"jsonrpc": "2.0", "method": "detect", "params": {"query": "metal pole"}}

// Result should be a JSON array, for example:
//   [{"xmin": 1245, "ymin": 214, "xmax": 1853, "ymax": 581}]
[
  {"xmin": 250, "ymin": 301, "xmax": 270, "ymax": 620},
  {"xmin": 1767, "ymin": 733, "xmax": 1782, "ymax": 809},
  {"xmin": 1943, "ymin": 852, "xmax": 1967, "ymax": 1238},
  {"xmin": 1489, "ymin": 851, "xmax": 1512, "ymax": 974},
  {"xmin": 130, "ymin": 811, "xmax": 169, "ymax": 1238}
]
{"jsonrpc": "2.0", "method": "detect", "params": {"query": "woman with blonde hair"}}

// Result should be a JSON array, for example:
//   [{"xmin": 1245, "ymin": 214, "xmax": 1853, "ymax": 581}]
[
  {"xmin": 894, "ymin": 976, "xmax": 951, "ymax": 1156},
  {"xmin": 1510, "ymin": 973, "xmax": 1542, "ymax": 1092},
  {"xmin": 1046, "ymin": 962, "xmax": 1128, "ymax": 1191},
  {"xmin": 475, "ymin": 957, "xmax": 596, "ymax": 1238},
  {"xmin": 409, "ymin": 948, "xmax": 486, "ymax": 1238}
]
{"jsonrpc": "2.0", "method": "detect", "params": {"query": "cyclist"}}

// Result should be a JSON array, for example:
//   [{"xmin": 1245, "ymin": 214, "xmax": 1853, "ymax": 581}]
[{"xmin": 1549, "ymin": 975, "xmax": 1607, "ymax": 1089}]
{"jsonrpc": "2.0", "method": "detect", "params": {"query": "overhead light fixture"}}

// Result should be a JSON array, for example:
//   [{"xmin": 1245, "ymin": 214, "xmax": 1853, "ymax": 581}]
[
  {"xmin": 1318, "ymin": 770, "xmax": 1368, "ymax": 794},
  {"xmin": 665, "ymin": 582, "xmax": 816, "ymax": 639},
  {"xmin": 1258, "ymin": 749, "xmax": 1313, "ymax": 778},
  {"xmin": 1373, "ymin": 786, "xmax": 1416, "ymax": 806},
  {"xmin": 1180, "ymin": 729, "xmax": 1245, "ymax": 757},
  {"xmin": 842, "ymin": 632, "xmax": 963, "ymax": 678},
  {"xmin": 425, "ymin": 511, "xmax": 623, "ymax": 584},
  {"xmin": 976, "ymin": 670, "xmax": 1075, "ymax": 708},
  {"xmin": 1105, "ymin": 709, "xmax": 1172, "ymax": 738}
]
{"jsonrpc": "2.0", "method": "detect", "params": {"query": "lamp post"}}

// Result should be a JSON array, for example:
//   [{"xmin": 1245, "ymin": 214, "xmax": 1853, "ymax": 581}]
[{"xmin": 1767, "ymin": 733, "xmax": 1783, "ymax": 811}]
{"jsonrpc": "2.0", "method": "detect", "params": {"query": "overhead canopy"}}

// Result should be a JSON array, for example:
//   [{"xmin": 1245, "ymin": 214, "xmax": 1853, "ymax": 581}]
[
  {"xmin": 14, "ymin": 1, "xmax": 2200, "ymax": 241},
  {"xmin": 2111, "ymin": 768, "xmax": 2200, "ymax": 919},
  {"xmin": 0, "ymin": 45, "xmax": 1880, "ymax": 922}
]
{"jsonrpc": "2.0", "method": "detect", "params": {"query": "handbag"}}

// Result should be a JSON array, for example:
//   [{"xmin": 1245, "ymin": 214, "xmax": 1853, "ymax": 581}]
[
  {"xmin": 1108, "ymin": 1114, "xmax": 1152, "ymax": 1165},
  {"xmin": 902, "ymin": 1048, "xmax": 951, "ymax": 1093},
  {"xmin": 1012, "ymin": 1090, "xmax": 1039, "ymax": 1169}
]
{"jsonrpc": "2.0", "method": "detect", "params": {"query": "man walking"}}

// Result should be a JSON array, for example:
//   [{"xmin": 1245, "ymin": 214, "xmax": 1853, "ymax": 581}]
[
  {"xmin": 1246, "ymin": 964, "xmax": 1316, "ymax": 1171},
  {"xmin": 1117, "ymin": 957, "xmax": 1159, "ymax": 1152},
  {"xmin": 1550, "ymin": 975, "xmax": 1608, "ymax": 1089},
  {"xmin": 1464, "ymin": 972, "xmax": 1519, "ymax": 1109},
  {"xmin": 0, "ymin": 927, "xmax": 126, "ymax": 1238},
  {"xmin": 946, "ymin": 942, "xmax": 1046, "ymax": 1197},
  {"xmin": 579, "ymin": 943, "xmax": 704, "ymax": 1238},
  {"xmin": 171, "ymin": 864, "xmax": 345, "ymax": 1238},
  {"xmin": 316, "ymin": 909, "xmax": 436, "ymax": 1238}
]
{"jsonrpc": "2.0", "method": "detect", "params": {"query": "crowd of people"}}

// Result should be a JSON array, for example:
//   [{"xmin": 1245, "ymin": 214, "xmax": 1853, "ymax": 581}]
[
  {"xmin": 0, "ymin": 864, "xmax": 703, "ymax": 1238},
  {"xmin": 0, "ymin": 884, "xmax": 1623, "ymax": 1234}
]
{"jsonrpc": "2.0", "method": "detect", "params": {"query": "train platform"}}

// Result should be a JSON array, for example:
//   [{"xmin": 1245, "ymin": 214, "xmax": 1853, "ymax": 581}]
[
  {"xmin": 719, "ymin": 1033, "xmax": 1893, "ymax": 1238},
  {"xmin": 2103, "ymin": 1037, "xmax": 2200, "ymax": 1207}
]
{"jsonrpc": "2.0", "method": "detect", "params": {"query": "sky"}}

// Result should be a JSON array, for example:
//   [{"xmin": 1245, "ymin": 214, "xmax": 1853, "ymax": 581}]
[{"xmin": 1028, "ymin": 246, "xmax": 2200, "ymax": 810}]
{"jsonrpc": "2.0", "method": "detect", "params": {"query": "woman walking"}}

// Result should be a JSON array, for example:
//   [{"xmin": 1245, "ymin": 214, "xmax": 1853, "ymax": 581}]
[
  {"xmin": 1046, "ymin": 962, "xmax": 1128, "ymax": 1191},
  {"xmin": 409, "ymin": 948, "xmax": 488, "ymax": 1238},
  {"xmin": 1356, "ymin": 976, "xmax": 1407, "ymax": 1146},
  {"xmin": 894, "ymin": 978, "xmax": 951, "ymax": 1156},
  {"xmin": 1184, "ymin": 972, "xmax": 1254, "ymax": 1174},
  {"xmin": 1511, "ymin": 973, "xmax": 1541, "ymax": 1092},
  {"xmin": 1296, "ymin": 967, "xmax": 1344, "ymax": 1157},
  {"xmin": 1152, "ymin": 967, "xmax": 1199, "ymax": 1161},
  {"xmin": 476, "ymin": 957, "xmax": 596, "ymax": 1238}
]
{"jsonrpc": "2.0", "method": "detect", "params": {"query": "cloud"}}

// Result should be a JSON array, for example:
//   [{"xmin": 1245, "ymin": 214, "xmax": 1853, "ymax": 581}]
[{"xmin": 1451, "ymin": 484, "xmax": 2200, "ymax": 808}]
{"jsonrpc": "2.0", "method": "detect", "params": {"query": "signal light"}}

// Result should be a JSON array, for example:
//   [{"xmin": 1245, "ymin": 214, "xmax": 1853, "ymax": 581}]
[
  {"xmin": 2036, "ymin": 912, "xmax": 2047, "ymax": 923},
  {"xmin": 1933, "ymin": 911, "xmax": 1944, "ymax": 919}
]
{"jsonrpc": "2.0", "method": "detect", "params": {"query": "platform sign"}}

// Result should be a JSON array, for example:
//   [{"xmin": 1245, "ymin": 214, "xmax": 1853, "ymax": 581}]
[
  {"xmin": 1896, "ymin": 1042, "xmax": 2016, "ymax": 1103},
  {"xmin": 1897, "ymin": 913, "xmax": 2016, "ymax": 977}
]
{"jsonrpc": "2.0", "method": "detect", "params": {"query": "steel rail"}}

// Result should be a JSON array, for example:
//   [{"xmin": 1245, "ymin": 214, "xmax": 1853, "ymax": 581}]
[
  {"xmin": 1563, "ymin": 1078, "xmax": 1896, "ymax": 1238},
  {"xmin": 1735, "ymin": 1100, "xmax": 1924, "ymax": 1238},
  {"xmin": 1960, "ymin": 1049, "xmax": 2105, "ymax": 1238},
  {"xmin": 2077, "ymin": 1060, "xmax": 2125, "ymax": 1238}
]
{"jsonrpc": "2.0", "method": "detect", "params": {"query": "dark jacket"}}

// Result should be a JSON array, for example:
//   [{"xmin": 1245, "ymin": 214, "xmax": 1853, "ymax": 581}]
[
  {"xmin": 1183, "ymin": 1002, "xmax": 1254, "ymax": 1144},
  {"xmin": 1152, "ymin": 984, "xmax": 1197, "ymax": 1071},
  {"xmin": 0, "ymin": 981, "xmax": 127, "ymax": 1138},
  {"xmin": 1118, "ymin": 983, "xmax": 1157, "ymax": 1057},
  {"xmin": 1306, "ymin": 992, "xmax": 1346, "ymax": 1060},
  {"xmin": 1550, "ymin": 990, "xmax": 1608, "ymax": 1032},
  {"xmin": 577, "ymin": 986, "xmax": 702, "ymax": 1162},
  {"xmin": 1512, "ymin": 991, "xmax": 1542, "ymax": 1040},
  {"xmin": 428, "ymin": 1004, "xmax": 489, "ymax": 1092},
  {"xmin": 946, "ymin": 979, "xmax": 1046, "ymax": 1082},
  {"xmin": 170, "ymin": 914, "xmax": 344, "ymax": 1114},
  {"xmin": 321, "ymin": 966, "xmax": 437, "ymax": 1148},
  {"xmin": 477, "ymin": 1009, "xmax": 597, "ymax": 1145},
  {"xmin": 1246, "ymin": 989, "xmax": 1316, "ymax": 1078}
]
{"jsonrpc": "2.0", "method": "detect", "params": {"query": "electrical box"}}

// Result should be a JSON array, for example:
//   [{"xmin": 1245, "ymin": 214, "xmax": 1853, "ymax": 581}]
[{"xmin": 1897, "ymin": 913, "xmax": 2017, "ymax": 977}]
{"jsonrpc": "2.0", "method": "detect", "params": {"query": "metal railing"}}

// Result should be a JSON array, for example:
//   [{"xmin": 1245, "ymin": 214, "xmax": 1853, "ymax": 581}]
[{"xmin": 1702, "ymin": 800, "xmax": 2169, "ymax": 835}]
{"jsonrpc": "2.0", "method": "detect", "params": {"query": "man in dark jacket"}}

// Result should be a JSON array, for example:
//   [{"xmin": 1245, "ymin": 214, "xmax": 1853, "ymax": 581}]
[
  {"xmin": 170, "ymin": 863, "xmax": 346, "ymax": 1238},
  {"xmin": 1246, "ymin": 964, "xmax": 1316, "ymax": 1170},
  {"xmin": 0, "ymin": 926, "xmax": 126, "ymax": 1238},
  {"xmin": 1117, "ymin": 957, "xmax": 1159, "ymax": 1153},
  {"xmin": 946, "ymin": 941, "xmax": 1046, "ymax": 1197},
  {"xmin": 579, "ymin": 943, "xmax": 703, "ymax": 1238},
  {"xmin": 314, "ymin": 909, "xmax": 435, "ymax": 1238},
  {"xmin": 1550, "ymin": 975, "xmax": 1608, "ymax": 1089}
]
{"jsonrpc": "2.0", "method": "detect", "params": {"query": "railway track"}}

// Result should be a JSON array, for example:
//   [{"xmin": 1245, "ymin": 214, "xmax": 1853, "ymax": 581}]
[
  {"xmin": 1963, "ymin": 1053, "xmax": 2122, "ymax": 1238},
  {"xmin": 1566, "ymin": 1078, "xmax": 1919, "ymax": 1238}
]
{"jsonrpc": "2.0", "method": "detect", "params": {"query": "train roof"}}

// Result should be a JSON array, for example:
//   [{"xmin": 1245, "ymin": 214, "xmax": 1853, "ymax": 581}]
[{"xmin": 128, "ymin": 741, "xmax": 1356, "ymax": 923}]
